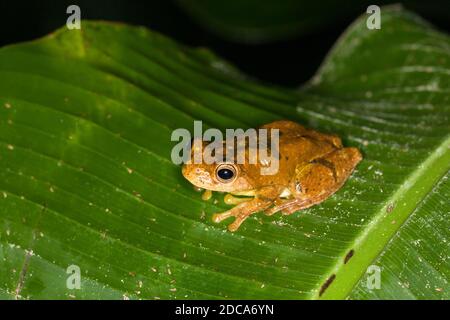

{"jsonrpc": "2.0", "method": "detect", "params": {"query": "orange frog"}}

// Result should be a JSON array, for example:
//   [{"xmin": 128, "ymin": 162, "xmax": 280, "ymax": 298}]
[{"xmin": 182, "ymin": 120, "xmax": 362, "ymax": 232}]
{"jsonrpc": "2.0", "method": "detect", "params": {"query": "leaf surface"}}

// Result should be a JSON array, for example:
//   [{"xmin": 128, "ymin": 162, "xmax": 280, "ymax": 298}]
[{"xmin": 0, "ymin": 7, "xmax": 448, "ymax": 299}]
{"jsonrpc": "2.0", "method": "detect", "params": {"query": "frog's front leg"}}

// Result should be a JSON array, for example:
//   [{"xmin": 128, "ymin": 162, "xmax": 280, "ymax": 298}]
[
  {"xmin": 212, "ymin": 187, "xmax": 278, "ymax": 231},
  {"xmin": 212, "ymin": 198, "xmax": 273, "ymax": 231}
]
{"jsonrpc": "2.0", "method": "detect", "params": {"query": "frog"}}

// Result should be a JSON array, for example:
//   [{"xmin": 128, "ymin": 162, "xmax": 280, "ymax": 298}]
[{"xmin": 182, "ymin": 120, "xmax": 362, "ymax": 232}]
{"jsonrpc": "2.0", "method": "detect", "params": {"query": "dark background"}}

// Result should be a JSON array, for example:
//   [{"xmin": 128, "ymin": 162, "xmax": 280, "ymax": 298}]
[{"xmin": 1, "ymin": 0, "xmax": 450, "ymax": 87}]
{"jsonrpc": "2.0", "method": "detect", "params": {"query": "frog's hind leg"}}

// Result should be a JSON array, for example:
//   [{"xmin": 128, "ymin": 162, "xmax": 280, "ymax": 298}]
[
  {"xmin": 212, "ymin": 198, "xmax": 272, "ymax": 232},
  {"xmin": 264, "ymin": 198, "xmax": 315, "ymax": 216},
  {"xmin": 280, "ymin": 147, "xmax": 362, "ymax": 216},
  {"xmin": 280, "ymin": 199, "xmax": 315, "ymax": 215},
  {"xmin": 264, "ymin": 198, "xmax": 298, "ymax": 216}
]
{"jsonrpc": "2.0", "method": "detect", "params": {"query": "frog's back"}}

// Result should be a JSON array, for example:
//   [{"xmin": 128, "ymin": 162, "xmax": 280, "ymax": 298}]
[{"xmin": 260, "ymin": 120, "xmax": 342, "ymax": 149}]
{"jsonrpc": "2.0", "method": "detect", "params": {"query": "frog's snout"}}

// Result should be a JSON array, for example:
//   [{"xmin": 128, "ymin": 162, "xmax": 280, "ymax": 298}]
[
  {"xmin": 181, "ymin": 164, "xmax": 189, "ymax": 179},
  {"xmin": 181, "ymin": 164, "xmax": 200, "ymax": 184}
]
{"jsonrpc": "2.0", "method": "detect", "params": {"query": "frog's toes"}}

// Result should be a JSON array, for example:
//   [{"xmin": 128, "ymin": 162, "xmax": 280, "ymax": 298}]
[
  {"xmin": 227, "ymin": 218, "xmax": 244, "ymax": 232},
  {"xmin": 201, "ymin": 189, "xmax": 213, "ymax": 201},
  {"xmin": 211, "ymin": 209, "xmax": 247, "ymax": 232},
  {"xmin": 212, "ymin": 198, "xmax": 272, "ymax": 232},
  {"xmin": 212, "ymin": 210, "xmax": 234, "ymax": 223}
]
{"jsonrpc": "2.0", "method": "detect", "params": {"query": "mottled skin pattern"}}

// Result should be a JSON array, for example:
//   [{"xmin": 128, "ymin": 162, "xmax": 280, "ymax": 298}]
[{"xmin": 182, "ymin": 120, "xmax": 362, "ymax": 232}]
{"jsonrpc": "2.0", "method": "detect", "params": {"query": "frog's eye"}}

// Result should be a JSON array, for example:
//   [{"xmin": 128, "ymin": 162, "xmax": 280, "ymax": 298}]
[{"xmin": 215, "ymin": 164, "xmax": 237, "ymax": 183}]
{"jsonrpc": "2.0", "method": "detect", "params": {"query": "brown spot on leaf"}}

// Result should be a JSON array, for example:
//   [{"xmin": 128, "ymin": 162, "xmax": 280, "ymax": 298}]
[
  {"xmin": 344, "ymin": 249, "xmax": 354, "ymax": 264},
  {"xmin": 319, "ymin": 274, "xmax": 336, "ymax": 297}
]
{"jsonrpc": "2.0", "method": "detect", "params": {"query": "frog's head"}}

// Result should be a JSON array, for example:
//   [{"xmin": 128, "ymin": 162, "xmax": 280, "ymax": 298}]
[
  {"xmin": 182, "ymin": 162, "xmax": 253, "ymax": 193},
  {"xmin": 181, "ymin": 137, "xmax": 255, "ymax": 192}
]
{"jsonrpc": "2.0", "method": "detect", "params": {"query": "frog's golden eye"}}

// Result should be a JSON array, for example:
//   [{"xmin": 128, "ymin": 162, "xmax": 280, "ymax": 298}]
[{"xmin": 215, "ymin": 164, "xmax": 237, "ymax": 183}]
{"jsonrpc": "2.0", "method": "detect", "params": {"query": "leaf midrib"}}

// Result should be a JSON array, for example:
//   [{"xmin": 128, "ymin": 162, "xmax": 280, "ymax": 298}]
[{"xmin": 318, "ymin": 134, "xmax": 450, "ymax": 299}]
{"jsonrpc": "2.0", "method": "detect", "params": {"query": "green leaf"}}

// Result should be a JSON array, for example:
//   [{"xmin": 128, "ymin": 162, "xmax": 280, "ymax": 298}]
[
  {"xmin": 350, "ymin": 171, "xmax": 449, "ymax": 299},
  {"xmin": 0, "ymin": 7, "xmax": 448, "ymax": 299}
]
